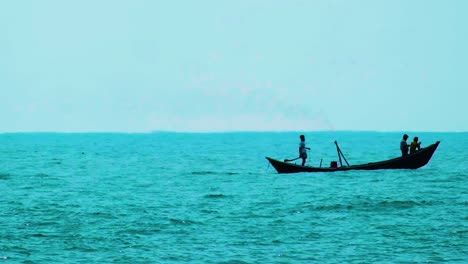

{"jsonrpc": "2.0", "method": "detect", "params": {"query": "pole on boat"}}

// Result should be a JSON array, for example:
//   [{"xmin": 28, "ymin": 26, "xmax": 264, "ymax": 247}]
[
  {"xmin": 334, "ymin": 141, "xmax": 343, "ymax": 167},
  {"xmin": 340, "ymin": 148, "xmax": 350, "ymax": 167},
  {"xmin": 334, "ymin": 140, "xmax": 350, "ymax": 167}
]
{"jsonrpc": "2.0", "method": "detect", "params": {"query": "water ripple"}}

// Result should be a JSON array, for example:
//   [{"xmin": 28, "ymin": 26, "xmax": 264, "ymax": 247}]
[
  {"xmin": 203, "ymin": 194, "xmax": 229, "ymax": 199},
  {"xmin": 0, "ymin": 172, "xmax": 11, "ymax": 180},
  {"xmin": 168, "ymin": 218, "xmax": 201, "ymax": 226}
]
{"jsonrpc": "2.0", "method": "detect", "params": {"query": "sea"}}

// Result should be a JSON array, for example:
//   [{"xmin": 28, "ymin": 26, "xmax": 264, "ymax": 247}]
[{"xmin": 0, "ymin": 131, "xmax": 466, "ymax": 263}]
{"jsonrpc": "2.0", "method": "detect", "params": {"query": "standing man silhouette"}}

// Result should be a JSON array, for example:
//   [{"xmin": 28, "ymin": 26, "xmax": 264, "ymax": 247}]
[
  {"xmin": 400, "ymin": 134, "xmax": 409, "ymax": 156},
  {"xmin": 299, "ymin": 135, "xmax": 311, "ymax": 166}
]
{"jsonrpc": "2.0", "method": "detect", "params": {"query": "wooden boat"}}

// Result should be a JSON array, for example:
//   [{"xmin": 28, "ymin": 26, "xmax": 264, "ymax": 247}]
[{"xmin": 266, "ymin": 141, "xmax": 440, "ymax": 174}]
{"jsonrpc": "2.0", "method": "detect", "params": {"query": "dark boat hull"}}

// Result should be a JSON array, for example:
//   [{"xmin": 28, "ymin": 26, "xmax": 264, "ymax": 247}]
[{"xmin": 266, "ymin": 141, "xmax": 440, "ymax": 174}]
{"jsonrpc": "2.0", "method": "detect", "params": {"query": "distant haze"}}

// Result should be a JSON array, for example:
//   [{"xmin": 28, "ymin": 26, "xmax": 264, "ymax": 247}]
[{"xmin": 1, "ymin": 0, "xmax": 467, "ymax": 132}]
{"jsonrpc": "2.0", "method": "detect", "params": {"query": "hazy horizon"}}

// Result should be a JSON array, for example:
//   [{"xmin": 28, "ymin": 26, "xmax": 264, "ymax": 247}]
[{"xmin": 1, "ymin": 129, "xmax": 466, "ymax": 134}]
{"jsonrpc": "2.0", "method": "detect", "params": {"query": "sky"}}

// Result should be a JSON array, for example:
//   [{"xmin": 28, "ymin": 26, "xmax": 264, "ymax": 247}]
[{"xmin": 1, "ymin": 0, "xmax": 467, "ymax": 132}]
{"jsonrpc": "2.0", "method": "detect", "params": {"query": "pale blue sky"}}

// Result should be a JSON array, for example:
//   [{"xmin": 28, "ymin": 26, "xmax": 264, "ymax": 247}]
[{"xmin": 1, "ymin": 0, "xmax": 467, "ymax": 132}]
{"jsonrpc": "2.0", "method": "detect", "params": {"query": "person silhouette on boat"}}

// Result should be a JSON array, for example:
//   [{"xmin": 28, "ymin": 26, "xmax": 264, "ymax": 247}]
[
  {"xmin": 410, "ymin": 137, "xmax": 421, "ymax": 154},
  {"xmin": 299, "ymin": 135, "xmax": 311, "ymax": 166},
  {"xmin": 400, "ymin": 134, "xmax": 409, "ymax": 156}
]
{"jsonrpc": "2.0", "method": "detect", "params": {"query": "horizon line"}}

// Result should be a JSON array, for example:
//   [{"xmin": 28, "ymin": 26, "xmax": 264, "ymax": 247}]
[{"xmin": 1, "ymin": 129, "xmax": 467, "ymax": 134}]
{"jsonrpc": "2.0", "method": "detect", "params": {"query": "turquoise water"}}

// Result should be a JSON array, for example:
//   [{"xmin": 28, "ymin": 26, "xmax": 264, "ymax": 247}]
[{"xmin": 0, "ymin": 132, "xmax": 466, "ymax": 263}]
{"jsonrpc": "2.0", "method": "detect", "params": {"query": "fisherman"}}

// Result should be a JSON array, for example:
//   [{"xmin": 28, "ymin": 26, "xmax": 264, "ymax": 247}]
[
  {"xmin": 299, "ymin": 135, "xmax": 311, "ymax": 166},
  {"xmin": 400, "ymin": 134, "xmax": 409, "ymax": 156},
  {"xmin": 410, "ymin": 137, "xmax": 421, "ymax": 154}
]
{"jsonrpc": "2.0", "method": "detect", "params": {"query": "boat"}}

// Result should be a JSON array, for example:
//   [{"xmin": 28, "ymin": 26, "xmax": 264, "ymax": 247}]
[{"xmin": 266, "ymin": 141, "xmax": 440, "ymax": 174}]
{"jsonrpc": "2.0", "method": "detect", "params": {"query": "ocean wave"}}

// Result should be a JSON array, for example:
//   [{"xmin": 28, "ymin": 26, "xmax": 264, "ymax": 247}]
[
  {"xmin": 168, "ymin": 218, "xmax": 200, "ymax": 226},
  {"xmin": 219, "ymin": 261, "xmax": 249, "ymax": 264},
  {"xmin": 376, "ymin": 200, "xmax": 422, "ymax": 209},
  {"xmin": 0, "ymin": 172, "xmax": 11, "ymax": 180},
  {"xmin": 203, "ymin": 194, "xmax": 228, "ymax": 199},
  {"xmin": 89, "ymin": 211, "xmax": 117, "ymax": 219},
  {"xmin": 312, "ymin": 200, "xmax": 440, "ymax": 212},
  {"xmin": 314, "ymin": 204, "xmax": 353, "ymax": 211},
  {"xmin": 191, "ymin": 171, "xmax": 217, "ymax": 175},
  {"xmin": 200, "ymin": 209, "xmax": 219, "ymax": 214},
  {"xmin": 191, "ymin": 171, "xmax": 241, "ymax": 175},
  {"xmin": 117, "ymin": 228, "xmax": 161, "ymax": 236},
  {"xmin": 453, "ymin": 229, "xmax": 468, "ymax": 235}
]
